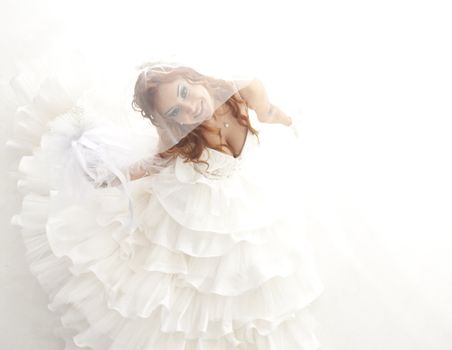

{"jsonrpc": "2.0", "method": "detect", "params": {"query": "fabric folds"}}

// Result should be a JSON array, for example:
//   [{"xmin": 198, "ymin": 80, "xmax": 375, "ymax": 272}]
[{"xmin": 10, "ymin": 72, "xmax": 324, "ymax": 349}]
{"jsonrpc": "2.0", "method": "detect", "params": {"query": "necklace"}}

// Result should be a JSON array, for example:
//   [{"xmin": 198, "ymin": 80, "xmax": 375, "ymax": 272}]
[
  {"xmin": 213, "ymin": 111, "xmax": 230, "ymax": 128},
  {"xmin": 222, "ymin": 113, "xmax": 230, "ymax": 128}
]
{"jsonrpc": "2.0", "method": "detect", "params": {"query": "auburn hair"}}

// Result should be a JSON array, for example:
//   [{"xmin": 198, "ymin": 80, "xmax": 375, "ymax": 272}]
[{"xmin": 131, "ymin": 63, "xmax": 259, "ymax": 167}]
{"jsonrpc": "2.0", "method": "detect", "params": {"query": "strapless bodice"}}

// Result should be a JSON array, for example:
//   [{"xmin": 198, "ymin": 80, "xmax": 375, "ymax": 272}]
[{"xmin": 172, "ymin": 129, "xmax": 258, "ymax": 181}]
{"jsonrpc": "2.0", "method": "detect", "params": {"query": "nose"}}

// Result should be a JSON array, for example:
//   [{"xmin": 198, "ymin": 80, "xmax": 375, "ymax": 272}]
[{"xmin": 182, "ymin": 100, "xmax": 198, "ymax": 115}]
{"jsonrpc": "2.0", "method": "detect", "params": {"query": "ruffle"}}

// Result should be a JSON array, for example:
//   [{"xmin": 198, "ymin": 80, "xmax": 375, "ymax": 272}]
[
  {"xmin": 42, "ymin": 177, "xmax": 323, "ymax": 300},
  {"xmin": 13, "ymin": 189, "xmax": 324, "ymax": 349},
  {"xmin": 51, "ymin": 276, "xmax": 320, "ymax": 350},
  {"xmin": 139, "ymin": 188, "xmax": 295, "ymax": 257},
  {"xmin": 12, "ymin": 168, "xmax": 324, "ymax": 349},
  {"xmin": 148, "ymin": 157, "xmax": 291, "ymax": 234},
  {"xmin": 9, "ymin": 69, "xmax": 324, "ymax": 349}
]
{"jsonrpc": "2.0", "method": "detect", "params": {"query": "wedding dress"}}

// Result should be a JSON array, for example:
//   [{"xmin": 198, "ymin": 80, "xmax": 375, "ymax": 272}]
[{"xmin": 9, "ymin": 66, "xmax": 325, "ymax": 350}]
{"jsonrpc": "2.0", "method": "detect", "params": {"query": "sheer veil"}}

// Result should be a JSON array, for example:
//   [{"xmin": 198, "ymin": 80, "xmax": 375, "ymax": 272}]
[{"xmin": 2, "ymin": 2, "xmax": 452, "ymax": 349}]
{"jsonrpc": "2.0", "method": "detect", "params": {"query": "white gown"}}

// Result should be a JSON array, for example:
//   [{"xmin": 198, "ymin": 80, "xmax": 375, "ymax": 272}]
[{"xmin": 9, "ymin": 76, "xmax": 325, "ymax": 349}]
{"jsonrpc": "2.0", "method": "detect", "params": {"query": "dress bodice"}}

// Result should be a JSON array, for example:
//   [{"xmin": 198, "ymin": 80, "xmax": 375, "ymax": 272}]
[{"xmin": 174, "ymin": 130, "xmax": 257, "ymax": 181}]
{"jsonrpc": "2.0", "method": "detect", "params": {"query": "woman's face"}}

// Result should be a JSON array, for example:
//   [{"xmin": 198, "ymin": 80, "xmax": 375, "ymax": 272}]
[{"xmin": 153, "ymin": 77, "xmax": 215, "ymax": 125}]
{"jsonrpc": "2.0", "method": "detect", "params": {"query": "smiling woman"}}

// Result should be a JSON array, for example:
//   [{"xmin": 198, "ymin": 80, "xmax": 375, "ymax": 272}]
[
  {"xmin": 131, "ymin": 63, "xmax": 296, "ymax": 163},
  {"xmin": 153, "ymin": 77, "xmax": 214, "ymax": 125},
  {"xmin": 132, "ymin": 63, "xmax": 263, "ymax": 162},
  {"xmin": 9, "ymin": 58, "xmax": 320, "ymax": 350},
  {"xmin": 4, "ymin": 1, "xmax": 452, "ymax": 349}
]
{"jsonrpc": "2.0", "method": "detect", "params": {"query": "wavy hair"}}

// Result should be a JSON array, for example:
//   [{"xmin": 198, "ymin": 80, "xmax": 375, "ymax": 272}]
[{"xmin": 131, "ymin": 63, "xmax": 259, "ymax": 166}]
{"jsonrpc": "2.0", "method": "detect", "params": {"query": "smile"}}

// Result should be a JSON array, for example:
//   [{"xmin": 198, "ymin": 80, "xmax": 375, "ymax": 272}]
[{"xmin": 194, "ymin": 100, "xmax": 203, "ymax": 119}]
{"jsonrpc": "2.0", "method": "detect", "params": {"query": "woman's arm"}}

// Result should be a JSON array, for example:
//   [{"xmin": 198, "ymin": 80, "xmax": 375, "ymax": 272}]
[{"xmin": 233, "ymin": 79, "xmax": 292, "ymax": 126}]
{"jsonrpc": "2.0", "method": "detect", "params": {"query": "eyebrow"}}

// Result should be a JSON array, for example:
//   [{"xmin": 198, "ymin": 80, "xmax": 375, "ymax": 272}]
[{"xmin": 164, "ymin": 84, "xmax": 181, "ymax": 116}]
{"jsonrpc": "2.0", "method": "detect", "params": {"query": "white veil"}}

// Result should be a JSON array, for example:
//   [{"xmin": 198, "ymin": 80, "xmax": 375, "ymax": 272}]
[{"xmin": 2, "ymin": 2, "xmax": 452, "ymax": 349}]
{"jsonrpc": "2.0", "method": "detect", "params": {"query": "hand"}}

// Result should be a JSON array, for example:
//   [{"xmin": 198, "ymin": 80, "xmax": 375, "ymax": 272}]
[{"xmin": 281, "ymin": 115, "xmax": 293, "ymax": 127}]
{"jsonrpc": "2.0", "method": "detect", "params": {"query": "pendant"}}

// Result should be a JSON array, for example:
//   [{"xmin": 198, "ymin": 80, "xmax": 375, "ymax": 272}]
[{"xmin": 223, "ymin": 122, "xmax": 229, "ymax": 128}]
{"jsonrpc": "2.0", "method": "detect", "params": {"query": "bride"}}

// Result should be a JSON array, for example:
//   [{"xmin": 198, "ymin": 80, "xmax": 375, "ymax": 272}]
[
  {"xmin": 129, "ymin": 63, "xmax": 293, "ymax": 178},
  {"xmin": 10, "ymin": 60, "xmax": 324, "ymax": 349}
]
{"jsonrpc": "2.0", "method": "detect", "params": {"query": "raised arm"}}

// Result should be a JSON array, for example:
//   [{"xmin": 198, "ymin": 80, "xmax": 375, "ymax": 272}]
[{"xmin": 233, "ymin": 79, "xmax": 292, "ymax": 126}]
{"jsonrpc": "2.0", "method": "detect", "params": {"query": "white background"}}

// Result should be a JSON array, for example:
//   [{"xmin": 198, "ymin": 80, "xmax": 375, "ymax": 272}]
[{"xmin": 1, "ymin": 0, "xmax": 451, "ymax": 349}]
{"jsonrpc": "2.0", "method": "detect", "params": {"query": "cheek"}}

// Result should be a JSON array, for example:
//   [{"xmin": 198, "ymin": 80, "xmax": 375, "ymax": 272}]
[
  {"xmin": 200, "ymin": 88, "xmax": 212, "ymax": 104},
  {"xmin": 175, "ymin": 111, "xmax": 191, "ymax": 124}
]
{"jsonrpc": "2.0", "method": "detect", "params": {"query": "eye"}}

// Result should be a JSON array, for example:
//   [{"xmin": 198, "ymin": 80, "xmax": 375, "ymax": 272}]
[
  {"xmin": 181, "ymin": 86, "xmax": 188, "ymax": 98},
  {"xmin": 170, "ymin": 107, "xmax": 180, "ymax": 117},
  {"xmin": 168, "ymin": 86, "xmax": 188, "ymax": 118}
]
